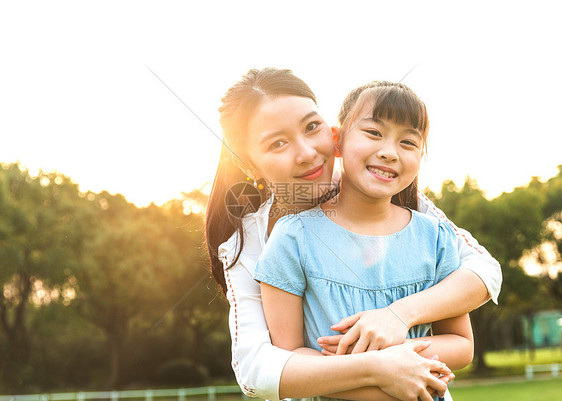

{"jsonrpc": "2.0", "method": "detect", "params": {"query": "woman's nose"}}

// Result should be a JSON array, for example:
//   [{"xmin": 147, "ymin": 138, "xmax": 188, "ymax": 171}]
[{"xmin": 295, "ymin": 139, "xmax": 318, "ymax": 164}]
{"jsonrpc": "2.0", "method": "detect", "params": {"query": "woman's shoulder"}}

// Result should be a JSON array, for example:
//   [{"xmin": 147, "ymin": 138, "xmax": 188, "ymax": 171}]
[{"xmin": 218, "ymin": 195, "xmax": 274, "ymax": 269}]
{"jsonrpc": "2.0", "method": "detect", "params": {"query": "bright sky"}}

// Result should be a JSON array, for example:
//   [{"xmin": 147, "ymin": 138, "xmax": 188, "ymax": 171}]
[{"xmin": 1, "ymin": 1, "xmax": 561, "ymax": 207}]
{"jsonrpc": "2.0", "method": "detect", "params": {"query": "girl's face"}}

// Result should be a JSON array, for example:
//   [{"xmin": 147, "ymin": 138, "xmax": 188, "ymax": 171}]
[
  {"xmin": 244, "ymin": 95, "xmax": 335, "ymax": 205},
  {"xmin": 338, "ymin": 103, "xmax": 423, "ymax": 202}
]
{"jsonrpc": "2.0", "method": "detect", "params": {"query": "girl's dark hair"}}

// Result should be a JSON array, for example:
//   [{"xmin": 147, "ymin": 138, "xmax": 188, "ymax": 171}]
[
  {"xmin": 206, "ymin": 68, "xmax": 317, "ymax": 294},
  {"xmin": 337, "ymin": 81, "xmax": 429, "ymax": 210}
]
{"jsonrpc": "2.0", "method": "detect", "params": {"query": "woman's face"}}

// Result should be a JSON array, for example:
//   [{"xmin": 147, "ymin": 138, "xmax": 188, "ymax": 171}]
[{"xmin": 244, "ymin": 95, "xmax": 335, "ymax": 207}]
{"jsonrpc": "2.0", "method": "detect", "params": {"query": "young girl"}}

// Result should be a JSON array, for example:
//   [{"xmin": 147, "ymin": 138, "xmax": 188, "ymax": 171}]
[
  {"xmin": 253, "ymin": 81, "xmax": 473, "ymax": 401},
  {"xmin": 206, "ymin": 68, "xmax": 501, "ymax": 401}
]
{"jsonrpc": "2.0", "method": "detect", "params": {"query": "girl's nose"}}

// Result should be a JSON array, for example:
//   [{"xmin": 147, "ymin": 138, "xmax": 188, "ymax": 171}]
[{"xmin": 377, "ymin": 143, "xmax": 398, "ymax": 162}]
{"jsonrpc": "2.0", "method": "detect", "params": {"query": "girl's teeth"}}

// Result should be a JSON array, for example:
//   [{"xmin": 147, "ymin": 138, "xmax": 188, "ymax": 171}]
[{"xmin": 367, "ymin": 167, "xmax": 396, "ymax": 178}]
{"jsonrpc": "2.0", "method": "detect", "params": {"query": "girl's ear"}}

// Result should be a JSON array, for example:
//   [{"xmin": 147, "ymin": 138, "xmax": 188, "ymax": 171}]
[{"xmin": 331, "ymin": 126, "xmax": 341, "ymax": 158}]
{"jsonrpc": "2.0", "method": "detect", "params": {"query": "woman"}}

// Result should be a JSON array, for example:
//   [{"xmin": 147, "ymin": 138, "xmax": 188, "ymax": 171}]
[{"xmin": 205, "ymin": 68, "xmax": 501, "ymax": 401}]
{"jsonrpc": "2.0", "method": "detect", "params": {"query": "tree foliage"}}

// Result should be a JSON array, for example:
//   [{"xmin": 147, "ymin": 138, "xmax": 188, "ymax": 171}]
[
  {"xmin": 0, "ymin": 164, "xmax": 229, "ymax": 392},
  {"xmin": 1, "ymin": 161, "xmax": 560, "ymax": 390},
  {"xmin": 430, "ymin": 166, "xmax": 562, "ymax": 371}
]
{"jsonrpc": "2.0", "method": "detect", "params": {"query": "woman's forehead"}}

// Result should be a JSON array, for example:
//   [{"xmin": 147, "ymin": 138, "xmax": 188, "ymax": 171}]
[{"xmin": 249, "ymin": 95, "xmax": 319, "ymax": 133}]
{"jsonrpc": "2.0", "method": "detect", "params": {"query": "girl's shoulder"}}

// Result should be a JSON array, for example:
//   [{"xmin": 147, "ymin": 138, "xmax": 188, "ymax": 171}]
[
  {"xmin": 410, "ymin": 209, "xmax": 456, "ymax": 240},
  {"xmin": 270, "ymin": 209, "xmax": 309, "ymax": 236},
  {"xmin": 411, "ymin": 208, "xmax": 440, "ymax": 226},
  {"xmin": 268, "ymin": 205, "xmax": 330, "ymax": 246},
  {"xmin": 276, "ymin": 204, "xmax": 324, "ymax": 225}
]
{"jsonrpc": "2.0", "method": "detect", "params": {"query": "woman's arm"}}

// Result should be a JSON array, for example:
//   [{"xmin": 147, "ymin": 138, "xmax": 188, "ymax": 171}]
[
  {"xmin": 319, "ymin": 195, "xmax": 501, "ymax": 354},
  {"xmin": 222, "ymin": 260, "xmax": 294, "ymax": 400},
  {"xmin": 261, "ymin": 283, "xmax": 452, "ymax": 401},
  {"xmin": 282, "ymin": 343, "xmax": 454, "ymax": 401},
  {"xmin": 223, "ymin": 250, "xmax": 434, "ymax": 401},
  {"xmin": 221, "ymin": 219, "xmax": 413, "ymax": 401},
  {"xmin": 417, "ymin": 191, "xmax": 502, "ymax": 304},
  {"xmin": 319, "ymin": 270, "xmax": 484, "ymax": 354},
  {"xmin": 390, "ymin": 270, "xmax": 484, "ymax": 329}
]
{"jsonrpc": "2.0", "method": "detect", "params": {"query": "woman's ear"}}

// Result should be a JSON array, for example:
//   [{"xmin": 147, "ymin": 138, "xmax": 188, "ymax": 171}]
[
  {"xmin": 331, "ymin": 126, "xmax": 341, "ymax": 158},
  {"xmin": 230, "ymin": 153, "xmax": 262, "ymax": 181}
]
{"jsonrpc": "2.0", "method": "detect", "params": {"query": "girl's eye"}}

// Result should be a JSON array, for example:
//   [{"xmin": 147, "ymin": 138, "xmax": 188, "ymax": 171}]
[
  {"xmin": 365, "ymin": 129, "xmax": 381, "ymax": 137},
  {"xmin": 269, "ymin": 140, "xmax": 286, "ymax": 151},
  {"xmin": 305, "ymin": 121, "xmax": 320, "ymax": 132},
  {"xmin": 401, "ymin": 140, "xmax": 419, "ymax": 148}
]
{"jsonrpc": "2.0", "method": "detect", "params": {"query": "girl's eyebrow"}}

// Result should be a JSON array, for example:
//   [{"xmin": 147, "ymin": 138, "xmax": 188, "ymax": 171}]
[
  {"xmin": 404, "ymin": 128, "xmax": 422, "ymax": 139},
  {"xmin": 369, "ymin": 117, "xmax": 422, "ymax": 138},
  {"xmin": 259, "ymin": 111, "xmax": 319, "ymax": 145}
]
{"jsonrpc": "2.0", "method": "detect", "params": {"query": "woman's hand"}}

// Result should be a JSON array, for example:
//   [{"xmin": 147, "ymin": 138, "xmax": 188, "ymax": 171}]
[
  {"xmin": 317, "ymin": 307, "xmax": 410, "ymax": 355},
  {"xmin": 373, "ymin": 341, "xmax": 452, "ymax": 401}
]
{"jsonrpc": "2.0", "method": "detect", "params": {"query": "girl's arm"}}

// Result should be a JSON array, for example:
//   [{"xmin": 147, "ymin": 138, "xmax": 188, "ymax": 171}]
[
  {"xmin": 415, "ymin": 313, "xmax": 474, "ymax": 371},
  {"xmin": 222, "ymin": 248, "xmax": 449, "ymax": 401},
  {"xmin": 261, "ymin": 282, "xmax": 452, "ymax": 401},
  {"xmin": 319, "ymin": 194, "xmax": 501, "ymax": 354},
  {"xmin": 320, "ymin": 315, "xmax": 474, "ymax": 373},
  {"xmin": 220, "ymin": 220, "xmax": 420, "ymax": 401},
  {"xmin": 320, "ymin": 269, "xmax": 485, "ymax": 354}
]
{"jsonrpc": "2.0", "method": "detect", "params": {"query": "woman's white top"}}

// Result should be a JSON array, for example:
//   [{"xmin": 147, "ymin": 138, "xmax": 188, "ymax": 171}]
[{"xmin": 218, "ymin": 192, "xmax": 502, "ymax": 400}]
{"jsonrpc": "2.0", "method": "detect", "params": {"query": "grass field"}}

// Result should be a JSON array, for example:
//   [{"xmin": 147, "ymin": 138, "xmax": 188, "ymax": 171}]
[
  {"xmin": 453, "ymin": 347, "xmax": 562, "ymax": 379},
  {"xmin": 449, "ymin": 377, "xmax": 562, "ymax": 401}
]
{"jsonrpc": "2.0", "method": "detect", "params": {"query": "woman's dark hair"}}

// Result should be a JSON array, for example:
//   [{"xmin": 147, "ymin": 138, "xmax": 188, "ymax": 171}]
[
  {"xmin": 206, "ymin": 68, "xmax": 317, "ymax": 294},
  {"xmin": 337, "ymin": 81, "xmax": 429, "ymax": 210}
]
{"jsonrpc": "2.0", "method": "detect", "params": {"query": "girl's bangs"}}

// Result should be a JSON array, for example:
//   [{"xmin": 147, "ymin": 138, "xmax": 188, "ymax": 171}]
[{"xmin": 347, "ymin": 86, "xmax": 428, "ymax": 137}]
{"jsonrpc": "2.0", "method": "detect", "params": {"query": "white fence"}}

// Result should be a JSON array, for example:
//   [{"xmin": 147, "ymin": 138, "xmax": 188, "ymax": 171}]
[
  {"xmin": 0, "ymin": 386, "xmax": 245, "ymax": 401},
  {"xmin": 525, "ymin": 363, "xmax": 562, "ymax": 379}
]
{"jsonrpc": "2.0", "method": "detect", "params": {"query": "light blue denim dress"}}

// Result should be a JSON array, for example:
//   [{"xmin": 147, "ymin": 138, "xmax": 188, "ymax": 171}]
[{"xmin": 254, "ymin": 206, "xmax": 460, "ymax": 401}]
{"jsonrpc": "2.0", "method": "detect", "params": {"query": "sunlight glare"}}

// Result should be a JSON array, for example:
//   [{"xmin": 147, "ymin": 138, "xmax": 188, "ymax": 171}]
[{"xmin": 40, "ymin": 176, "xmax": 50, "ymax": 187}]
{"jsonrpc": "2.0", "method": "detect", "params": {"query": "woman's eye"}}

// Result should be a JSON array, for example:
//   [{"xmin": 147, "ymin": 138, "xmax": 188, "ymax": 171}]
[
  {"xmin": 269, "ymin": 140, "xmax": 286, "ymax": 150},
  {"xmin": 305, "ymin": 121, "xmax": 320, "ymax": 132}
]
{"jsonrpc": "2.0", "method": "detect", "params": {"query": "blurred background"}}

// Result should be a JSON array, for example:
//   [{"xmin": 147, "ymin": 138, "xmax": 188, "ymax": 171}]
[{"xmin": 0, "ymin": 0, "xmax": 561, "ymax": 398}]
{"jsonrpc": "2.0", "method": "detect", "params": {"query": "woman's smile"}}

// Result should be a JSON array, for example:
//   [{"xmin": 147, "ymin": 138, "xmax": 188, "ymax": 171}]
[
  {"xmin": 296, "ymin": 163, "xmax": 325, "ymax": 180},
  {"xmin": 245, "ymin": 95, "xmax": 335, "ymax": 205}
]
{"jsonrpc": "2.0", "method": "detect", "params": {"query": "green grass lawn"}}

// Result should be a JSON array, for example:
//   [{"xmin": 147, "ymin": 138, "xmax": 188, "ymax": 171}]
[
  {"xmin": 453, "ymin": 347, "xmax": 562, "ymax": 379},
  {"xmin": 449, "ymin": 377, "xmax": 562, "ymax": 401}
]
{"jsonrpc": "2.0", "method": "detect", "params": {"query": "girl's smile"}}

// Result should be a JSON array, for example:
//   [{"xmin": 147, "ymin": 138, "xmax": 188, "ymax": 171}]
[{"xmin": 366, "ymin": 165, "xmax": 398, "ymax": 181}]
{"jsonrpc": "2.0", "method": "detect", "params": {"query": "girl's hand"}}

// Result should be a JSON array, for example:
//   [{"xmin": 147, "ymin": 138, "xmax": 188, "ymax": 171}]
[
  {"xmin": 317, "ymin": 307, "xmax": 410, "ymax": 355},
  {"xmin": 428, "ymin": 354, "xmax": 455, "ymax": 398},
  {"xmin": 374, "ymin": 340, "xmax": 452, "ymax": 401}
]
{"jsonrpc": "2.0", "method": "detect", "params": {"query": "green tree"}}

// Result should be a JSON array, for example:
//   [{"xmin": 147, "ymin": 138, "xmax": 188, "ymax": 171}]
[
  {"xmin": 432, "ymin": 176, "xmax": 546, "ymax": 371},
  {"xmin": 526, "ymin": 167, "xmax": 562, "ymax": 312},
  {"xmin": 72, "ymin": 193, "xmax": 177, "ymax": 388},
  {"xmin": 71, "ymin": 190, "xmax": 228, "ymax": 389},
  {"xmin": 0, "ymin": 163, "xmax": 92, "ymax": 390},
  {"xmin": 145, "ymin": 195, "xmax": 231, "ymax": 385}
]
